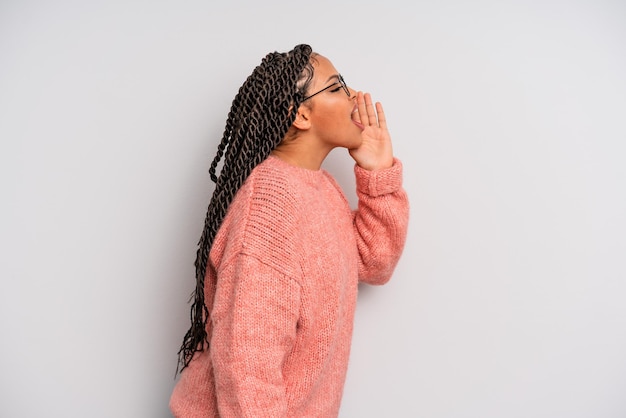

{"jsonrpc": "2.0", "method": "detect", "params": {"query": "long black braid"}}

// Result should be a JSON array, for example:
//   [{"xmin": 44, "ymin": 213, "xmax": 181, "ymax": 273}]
[{"xmin": 177, "ymin": 44, "xmax": 315, "ymax": 373}]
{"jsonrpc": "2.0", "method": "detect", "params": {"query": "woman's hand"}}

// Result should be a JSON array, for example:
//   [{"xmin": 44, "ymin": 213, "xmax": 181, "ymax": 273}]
[{"xmin": 349, "ymin": 91, "xmax": 394, "ymax": 171}]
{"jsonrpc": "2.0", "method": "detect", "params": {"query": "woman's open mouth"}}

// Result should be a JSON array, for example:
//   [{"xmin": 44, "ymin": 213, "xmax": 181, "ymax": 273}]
[{"xmin": 352, "ymin": 105, "xmax": 364, "ymax": 130}]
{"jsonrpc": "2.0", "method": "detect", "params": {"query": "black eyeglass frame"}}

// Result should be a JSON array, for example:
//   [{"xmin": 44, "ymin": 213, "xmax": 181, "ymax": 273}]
[{"xmin": 302, "ymin": 74, "xmax": 350, "ymax": 101}]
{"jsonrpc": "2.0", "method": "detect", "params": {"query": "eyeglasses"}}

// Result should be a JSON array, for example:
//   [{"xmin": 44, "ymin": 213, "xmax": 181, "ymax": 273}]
[{"xmin": 302, "ymin": 74, "xmax": 350, "ymax": 101}]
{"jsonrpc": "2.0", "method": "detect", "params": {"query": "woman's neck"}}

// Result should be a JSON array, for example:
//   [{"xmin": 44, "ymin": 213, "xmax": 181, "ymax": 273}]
[{"xmin": 271, "ymin": 138, "xmax": 332, "ymax": 170}]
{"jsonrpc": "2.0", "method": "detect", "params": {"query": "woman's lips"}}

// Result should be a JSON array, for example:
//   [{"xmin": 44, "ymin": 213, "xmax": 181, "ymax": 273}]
[{"xmin": 352, "ymin": 106, "xmax": 364, "ymax": 130}]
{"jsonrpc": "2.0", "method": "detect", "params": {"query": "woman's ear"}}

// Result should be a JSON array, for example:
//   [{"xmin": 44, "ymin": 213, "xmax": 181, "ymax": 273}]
[{"xmin": 292, "ymin": 105, "xmax": 311, "ymax": 131}]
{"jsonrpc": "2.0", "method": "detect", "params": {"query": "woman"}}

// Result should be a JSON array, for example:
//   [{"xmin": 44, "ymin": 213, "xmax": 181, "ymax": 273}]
[{"xmin": 170, "ymin": 44, "xmax": 409, "ymax": 417}]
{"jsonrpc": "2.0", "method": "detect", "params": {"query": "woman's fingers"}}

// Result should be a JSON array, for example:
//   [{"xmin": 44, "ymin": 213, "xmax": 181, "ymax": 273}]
[
  {"xmin": 375, "ymin": 102, "xmax": 386, "ymax": 131},
  {"xmin": 357, "ymin": 91, "xmax": 383, "ymax": 128},
  {"xmin": 357, "ymin": 91, "xmax": 369, "ymax": 126},
  {"xmin": 364, "ymin": 93, "xmax": 378, "ymax": 126}
]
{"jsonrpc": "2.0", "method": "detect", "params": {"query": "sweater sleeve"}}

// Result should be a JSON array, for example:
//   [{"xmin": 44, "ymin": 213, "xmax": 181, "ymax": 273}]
[
  {"xmin": 353, "ymin": 158, "xmax": 409, "ymax": 285},
  {"xmin": 210, "ymin": 253, "xmax": 300, "ymax": 418}
]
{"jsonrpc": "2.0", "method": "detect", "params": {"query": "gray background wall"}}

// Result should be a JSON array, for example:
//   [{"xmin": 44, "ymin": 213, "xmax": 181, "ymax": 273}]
[{"xmin": 1, "ymin": 1, "xmax": 625, "ymax": 417}]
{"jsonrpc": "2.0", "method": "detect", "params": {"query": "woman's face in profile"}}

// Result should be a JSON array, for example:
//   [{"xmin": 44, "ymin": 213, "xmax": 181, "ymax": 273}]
[{"xmin": 301, "ymin": 55, "xmax": 362, "ymax": 151}]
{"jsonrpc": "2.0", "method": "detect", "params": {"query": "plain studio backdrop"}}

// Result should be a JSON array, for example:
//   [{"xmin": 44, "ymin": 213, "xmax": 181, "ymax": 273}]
[{"xmin": 1, "ymin": 0, "xmax": 625, "ymax": 417}]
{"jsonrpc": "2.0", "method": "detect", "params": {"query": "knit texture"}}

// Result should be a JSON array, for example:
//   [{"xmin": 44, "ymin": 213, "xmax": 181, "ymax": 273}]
[{"xmin": 170, "ymin": 155, "xmax": 409, "ymax": 417}]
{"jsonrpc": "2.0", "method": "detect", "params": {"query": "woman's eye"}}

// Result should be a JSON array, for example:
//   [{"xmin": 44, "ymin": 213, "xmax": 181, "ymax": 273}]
[{"xmin": 330, "ymin": 86, "xmax": 342, "ymax": 93}]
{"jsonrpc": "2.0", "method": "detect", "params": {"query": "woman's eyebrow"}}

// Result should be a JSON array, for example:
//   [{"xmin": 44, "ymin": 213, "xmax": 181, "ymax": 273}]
[{"xmin": 324, "ymin": 74, "xmax": 340, "ymax": 84}]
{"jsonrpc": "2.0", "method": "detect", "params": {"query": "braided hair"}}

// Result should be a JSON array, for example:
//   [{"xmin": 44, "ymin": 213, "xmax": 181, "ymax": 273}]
[{"xmin": 177, "ymin": 44, "xmax": 316, "ymax": 373}]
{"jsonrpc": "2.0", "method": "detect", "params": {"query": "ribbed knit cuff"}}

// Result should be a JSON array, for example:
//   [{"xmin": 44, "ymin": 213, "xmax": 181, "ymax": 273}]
[{"xmin": 354, "ymin": 158, "xmax": 404, "ymax": 197}]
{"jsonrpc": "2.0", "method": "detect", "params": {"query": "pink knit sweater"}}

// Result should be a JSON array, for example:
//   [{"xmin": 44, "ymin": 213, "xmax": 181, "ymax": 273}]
[{"xmin": 170, "ymin": 155, "xmax": 409, "ymax": 417}]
